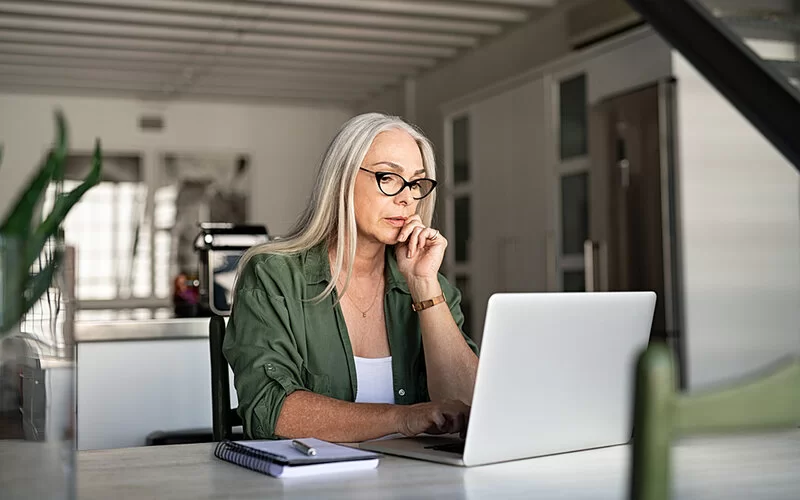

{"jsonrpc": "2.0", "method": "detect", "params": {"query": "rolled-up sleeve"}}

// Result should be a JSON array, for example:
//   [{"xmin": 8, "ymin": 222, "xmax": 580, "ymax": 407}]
[{"xmin": 223, "ymin": 259, "xmax": 304, "ymax": 439}]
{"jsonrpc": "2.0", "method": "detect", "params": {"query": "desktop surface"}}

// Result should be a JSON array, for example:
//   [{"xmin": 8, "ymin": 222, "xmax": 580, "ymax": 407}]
[{"xmin": 74, "ymin": 430, "xmax": 800, "ymax": 500}]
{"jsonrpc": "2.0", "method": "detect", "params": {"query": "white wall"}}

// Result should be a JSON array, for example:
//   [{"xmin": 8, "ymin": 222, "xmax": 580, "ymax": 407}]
[
  {"xmin": 468, "ymin": 78, "xmax": 549, "ymax": 343},
  {"xmin": 358, "ymin": 0, "xmax": 578, "ymax": 161},
  {"xmin": 0, "ymin": 93, "xmax": 351, "ymax": 236},
  {"xmin": 582, "ymin": 31, "xmax": 672, "ymax": 105},
  {"xmin": 455, "ymin": 30, "xmax": 799, "ymax": 389},
  {"xmin": 360, "ymin": 85, "xmax": 405, "ymax": 118},
  {"xmin": 673, "ymin": 51, "xmax": 800, "ymax": 390},
  {"xmin": 443, "ymin": 29, "xmax": 672, "ymax": 340}
]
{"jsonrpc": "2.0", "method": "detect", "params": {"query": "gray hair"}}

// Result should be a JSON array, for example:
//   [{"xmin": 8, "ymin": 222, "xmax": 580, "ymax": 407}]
[{"xmin": 235, "ymin": 112, "xmax": 437, "ymax": 302}]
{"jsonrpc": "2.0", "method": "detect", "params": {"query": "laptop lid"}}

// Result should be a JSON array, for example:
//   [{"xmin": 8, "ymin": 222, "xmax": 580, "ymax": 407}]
[{"xmin": 462, "ymin": 292, "xmax": 656, "ymax": 466}]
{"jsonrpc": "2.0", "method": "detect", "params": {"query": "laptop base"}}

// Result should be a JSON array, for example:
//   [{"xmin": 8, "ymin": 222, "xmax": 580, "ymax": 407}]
[{"xmin": 360, "ymin": 436, "xmax": 466, "ymax": 466}]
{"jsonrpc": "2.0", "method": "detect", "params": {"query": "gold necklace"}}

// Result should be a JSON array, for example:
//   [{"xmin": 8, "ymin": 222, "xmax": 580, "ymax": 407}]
[{"xmin": 343, "ymin": 277, "xmax": 383, "ymax": 318}]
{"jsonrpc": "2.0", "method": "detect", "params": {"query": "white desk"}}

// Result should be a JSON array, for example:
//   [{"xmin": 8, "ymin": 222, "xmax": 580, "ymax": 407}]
[{"xmin": 77, "ymin": 430, "xmax": 800, "ymax": 499}]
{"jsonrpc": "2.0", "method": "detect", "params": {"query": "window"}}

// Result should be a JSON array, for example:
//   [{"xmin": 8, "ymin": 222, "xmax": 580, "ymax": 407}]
[
  {"xmin": 562, "ymin": 270, "xmax": 586, "ymax": 293},
  {"xmin": 445, "ymin": 111, "xmax": 476, "ymax": 342},
  {"xmin": 452, "ymin": 115, "xmax": 470, "ymax": 185},
  {"xmin": 560, "ymin": 172, "xmax": 589, "ymax": 255},
  {"xmin": 553, "ymin": 72, "xmax": 590, "ymax": 292},
  {"xmin": 44, "ymin": 151, "xmax": 254, "ymax": 320},
  {"xmin": 45, "ymin": 155, "xmax": 145, "ymax": 298},
  {"xmin": 153, "ymin": 185, "xmax": 177, "ymax": 298},
  {"xmin": 454, "ymin": 196, "xmax": 471, "ymax": 263},
  {"xmin": 559, "ymin": 74, "xmax": 588, "ymax": 160},
  {"xmin": 445, "ymin": 113, "xmax": 474, "ymax": 270},
  {"xmin": 43, "ymin": 154, "xmax": 172, "ymax": 319}
]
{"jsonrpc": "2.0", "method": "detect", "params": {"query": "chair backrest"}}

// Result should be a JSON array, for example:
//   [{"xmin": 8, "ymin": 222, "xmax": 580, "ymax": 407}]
[
  {"xmin": 629, "ymin": 343, "xmax": 800, "ymax": 500},
  {"xmin": 209, "ymin": 314, "xmax": 242, "ymax": 441}
]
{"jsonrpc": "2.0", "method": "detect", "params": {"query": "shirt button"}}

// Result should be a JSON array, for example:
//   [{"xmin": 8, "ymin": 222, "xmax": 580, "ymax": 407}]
[{"xmin": 398, "ymin": 389, "xmax": 406, "ymax": 396}]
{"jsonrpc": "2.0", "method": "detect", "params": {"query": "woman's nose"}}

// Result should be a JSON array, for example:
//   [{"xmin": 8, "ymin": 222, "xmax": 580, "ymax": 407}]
[{"xmin": 394, "ymin": 186, "xmax": 413, "ymax": 205}]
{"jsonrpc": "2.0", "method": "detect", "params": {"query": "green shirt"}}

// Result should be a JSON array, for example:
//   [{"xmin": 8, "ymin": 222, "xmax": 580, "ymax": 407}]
[{"xmin": 223, "ymin": 242, "xmax": 479, "ymax": 439}]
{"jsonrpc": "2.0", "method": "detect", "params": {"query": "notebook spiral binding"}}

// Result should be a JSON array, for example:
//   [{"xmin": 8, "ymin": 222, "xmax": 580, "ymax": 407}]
[{"xmin": 214, "ymin": 440, "xmax": 288, "ymax": 475}]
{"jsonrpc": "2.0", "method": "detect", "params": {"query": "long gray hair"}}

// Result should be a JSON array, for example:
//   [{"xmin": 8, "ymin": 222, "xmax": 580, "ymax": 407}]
[{"xmin": 235, "ymin": 112, "xmax": 437, "ymax": 302}]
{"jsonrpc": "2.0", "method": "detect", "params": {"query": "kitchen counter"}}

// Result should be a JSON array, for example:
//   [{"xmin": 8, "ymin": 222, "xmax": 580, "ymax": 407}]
[
  {"xmin": 74, "ymin": 316, "xmax": 236, "ymax": 450},
  {"xmin": 75, "ymin": 317, "xmax": 213, "ymax": 343}
]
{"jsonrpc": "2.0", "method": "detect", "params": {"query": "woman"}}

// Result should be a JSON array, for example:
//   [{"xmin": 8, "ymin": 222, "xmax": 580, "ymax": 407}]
[{"xmin": 224, "ymin": 113, "xmax": 479, "ymax": 442}]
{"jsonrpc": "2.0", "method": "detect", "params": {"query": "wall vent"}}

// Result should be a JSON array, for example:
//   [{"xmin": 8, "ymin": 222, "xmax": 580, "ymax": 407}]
[{"xmin": 138, "ymin": 115, "xmax": 164, "ymax": 132}]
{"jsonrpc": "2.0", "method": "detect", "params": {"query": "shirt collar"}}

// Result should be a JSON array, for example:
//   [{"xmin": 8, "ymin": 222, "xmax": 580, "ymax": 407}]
[
  {"xmin": 302, "ymin": 241, "xmax": 410, "ymax": 294},
  {"xmin": 303, "ymin": 241, "xmax": 330, "ymax": 285}
]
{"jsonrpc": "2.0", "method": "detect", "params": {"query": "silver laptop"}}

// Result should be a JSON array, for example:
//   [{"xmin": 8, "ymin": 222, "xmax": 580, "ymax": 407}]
[{"xmin": 361, "ymin": 292, "xmax": 656, "ymax": 467}]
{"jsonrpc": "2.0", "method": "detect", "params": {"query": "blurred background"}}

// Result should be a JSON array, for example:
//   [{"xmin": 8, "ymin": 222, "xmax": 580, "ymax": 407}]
[{"xmin": 0, "ymin": 0, "xmax": 797, "ymax": 451}]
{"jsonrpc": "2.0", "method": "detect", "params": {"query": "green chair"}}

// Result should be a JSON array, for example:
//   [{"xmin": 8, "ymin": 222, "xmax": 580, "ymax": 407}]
[{"xmin": 629, "ymin": 343, "xmax": 800, "ymax": 500}]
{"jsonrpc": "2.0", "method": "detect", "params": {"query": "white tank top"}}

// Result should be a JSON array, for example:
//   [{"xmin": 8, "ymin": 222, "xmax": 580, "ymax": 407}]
[{"xmin": 353, "ymin": 356, "xmax": 395, "ymax": 404}]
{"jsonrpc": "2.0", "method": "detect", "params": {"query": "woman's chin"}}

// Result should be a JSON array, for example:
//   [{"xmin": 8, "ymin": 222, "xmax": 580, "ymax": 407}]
[
  {"xmin": 382, "ymin": 231, "xmax": 403, "ymax": 246},
  {"xmin": 383, "ymin": 236, "xmax": 401, "ymax": 246},
  {"xmin": 358, "ymin": 227, "xmax": 402, "ymax": 246}
]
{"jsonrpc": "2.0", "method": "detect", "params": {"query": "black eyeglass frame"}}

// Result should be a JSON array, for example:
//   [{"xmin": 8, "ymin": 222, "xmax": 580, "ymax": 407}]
[{"xmin": 358, "ymin": 167, "xmax": 438, "ymax": 200}]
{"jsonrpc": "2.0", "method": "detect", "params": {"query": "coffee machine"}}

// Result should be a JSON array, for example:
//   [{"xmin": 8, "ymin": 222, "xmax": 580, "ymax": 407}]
[{"xmin": 185, "ymin": 223, "xmax": 269, "ymax": 316}]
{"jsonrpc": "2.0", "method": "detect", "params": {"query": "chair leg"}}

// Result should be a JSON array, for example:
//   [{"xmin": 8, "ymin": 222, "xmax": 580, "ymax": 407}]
[{"xmin": 630, "ymin": 343, "xmax": 676, "ymax": 500}]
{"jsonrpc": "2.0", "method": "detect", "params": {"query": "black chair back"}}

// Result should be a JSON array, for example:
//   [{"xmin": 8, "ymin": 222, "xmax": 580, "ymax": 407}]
[{"xmin": 209, "ymin": 314, "xmax": 243, "ymax": 441}]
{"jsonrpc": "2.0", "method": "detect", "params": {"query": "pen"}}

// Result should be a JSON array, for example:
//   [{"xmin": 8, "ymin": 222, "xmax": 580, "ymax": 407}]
[{"xmin": 291, "ymin": 439, "xmax": 317, "ymax": 456}]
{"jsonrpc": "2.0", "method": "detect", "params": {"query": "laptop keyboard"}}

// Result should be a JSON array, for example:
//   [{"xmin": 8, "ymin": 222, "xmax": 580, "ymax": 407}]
[{"xmin": 425, "ymin": 441, "xmax": 465, "ymax": 455}]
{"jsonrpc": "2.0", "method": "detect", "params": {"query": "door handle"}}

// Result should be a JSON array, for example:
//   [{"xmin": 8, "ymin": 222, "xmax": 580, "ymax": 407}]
[{"xmin": 618, "ymin": 158, "xmax": 630, "ymax": 188}]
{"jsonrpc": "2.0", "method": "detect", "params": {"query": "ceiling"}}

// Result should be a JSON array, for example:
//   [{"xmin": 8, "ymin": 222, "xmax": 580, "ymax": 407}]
[
  {"xmin": 0, "ymin": 0, "xmax": 556, "ymax": 107},
  {"xmin": 703, "ymin": 0, "xmax": 800, "ymax": 86}
]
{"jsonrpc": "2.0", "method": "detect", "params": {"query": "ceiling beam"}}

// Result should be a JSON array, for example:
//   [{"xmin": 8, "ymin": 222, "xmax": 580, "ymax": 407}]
[
  {"xmin": 455, "ymin": 0, "xmax": 554, "ymax": 5},
  {"xmin": 0, "ymin": 2, "xmax": 479, "ymax": 47},
  {"xmin": 0, "ymin": 0, "xmax": 554, "ymax": 104},
  {"xmin": 242, "ymin": 0, "xmax": 528, "ymax": 22},
  {"xmin": 0, "ymin": 75, "xmax": 366, "ymax": 100},
  {"xmin": 24, "ymin": 0, "xmax": 503, "ymax": 35},
  {"xmin": 0, "ymin": 63, "xmax": 386, "ymax": 93},
  {"xmin": 0, "ymin": 43, "xmax": 421, "ymax": 75},
  {"xmin": 0, "ymin": 30, "xmax": 439, "ymax": 67},
  {"xmin": 0, "ymin": 14, "xmax": 458, "ymax": 58},
  {"xmin": 0, "ymin": 83, "xmax": 358, "ymax": 108},
  {"xmin": 0, "ymin": 54, "xmax": 401, "ymax": 84}
]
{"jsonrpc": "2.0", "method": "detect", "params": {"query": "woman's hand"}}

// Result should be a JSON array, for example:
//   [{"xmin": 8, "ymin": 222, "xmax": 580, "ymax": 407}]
[
  {"xmin": 395, "ymin": 215, "xmax": 447, "ymax": 282},
  {"xmin": 394, "ymin": 399, "xmax": 470, "ymax": 439}
]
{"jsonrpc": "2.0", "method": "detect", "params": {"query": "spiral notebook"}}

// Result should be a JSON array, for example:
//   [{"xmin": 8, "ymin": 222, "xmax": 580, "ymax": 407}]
[{"xmin": 214, "ymin": 438, "xmax": 381, "ymax": 478}]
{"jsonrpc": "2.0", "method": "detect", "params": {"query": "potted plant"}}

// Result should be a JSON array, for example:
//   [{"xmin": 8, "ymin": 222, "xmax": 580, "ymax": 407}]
[{"xmin": 0, "ymin": 111, "xmax": 102, "ymax": 500}]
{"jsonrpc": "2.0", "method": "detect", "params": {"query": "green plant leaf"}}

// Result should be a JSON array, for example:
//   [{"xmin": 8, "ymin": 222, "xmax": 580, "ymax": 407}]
[
  {"xmin": 51, "ymin": 111, "xmax": 68, "ymax": 181},
  {"xmin": 0, "ymin": 237, "xmax": 26, "ymax": 335},
  {"xmin": 22, "ymin": 249, "xmax": 64, "ymax": 318},
  {"xmin": 0, "ymin": 112, "xmax": 68, "ymax": 236},
  {"xmin": 27, "ymin": 139, "xmax": 102, "ymax": 268}
]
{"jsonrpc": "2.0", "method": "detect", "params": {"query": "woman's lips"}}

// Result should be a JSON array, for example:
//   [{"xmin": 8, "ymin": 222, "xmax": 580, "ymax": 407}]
[{"xmin": 384, "ymin": 217, "xmax": 407, "ymax": 227}]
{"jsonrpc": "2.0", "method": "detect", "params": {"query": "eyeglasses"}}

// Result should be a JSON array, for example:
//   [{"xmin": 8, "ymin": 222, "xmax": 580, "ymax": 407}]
[{"xmin": 359, "ymin": 168, "xmax": 438, "ymax": 200}]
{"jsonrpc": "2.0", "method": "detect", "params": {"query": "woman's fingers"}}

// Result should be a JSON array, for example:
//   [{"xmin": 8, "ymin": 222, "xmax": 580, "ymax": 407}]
[
  {"xmin": 407, "ymin": 225, "xmax": 425, "ymax": 258},
  {"xmin": 440, "ymin": 403, "xmax": 469, "ymax": 435},
  {"xmin": 418, "ymin": 227, "xmax": 439, "ymax": 255},
  {"xmin": 397, "ymin": 216, "xmax": 445, "ymax": 260},
  {"xmin": 402, "ymin": 400, "xmax": 471, "ymax": 437},
  {"xmin": 397, "ymin": 215, "xmax": 423, "ymax": 242}
]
